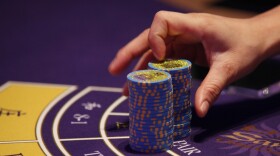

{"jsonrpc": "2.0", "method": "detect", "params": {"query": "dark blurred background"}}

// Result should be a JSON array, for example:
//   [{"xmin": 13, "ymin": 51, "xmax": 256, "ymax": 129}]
[{"xmin": 0, "ymin": 0, "xmax": 279, "ymax": 90}]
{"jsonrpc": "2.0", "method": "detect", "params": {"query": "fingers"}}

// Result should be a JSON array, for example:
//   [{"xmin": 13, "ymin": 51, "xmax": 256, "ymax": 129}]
[
  {"xmin": 109, "ymin": 29, "xmax": 150, "ymax": 75},
  {"xmin": 110, "ymin": 11, "xmax": 205, "ymax": 75},
  {"xmin": 148, "ymin": 11, "xmax": 202, "ymax": 60},
  {"xmin": 195, "ymin": 62, "xmax": 237, "ymax": 117}
]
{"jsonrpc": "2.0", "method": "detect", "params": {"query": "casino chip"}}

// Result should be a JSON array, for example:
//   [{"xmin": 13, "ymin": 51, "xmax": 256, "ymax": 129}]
[
  {"xmin": 127, "ymin": 70, "xmax": 174, "ymax": 153},
  {"xmin": 148, "ymin": 59, "xmax": 192, "ymax": 140}
]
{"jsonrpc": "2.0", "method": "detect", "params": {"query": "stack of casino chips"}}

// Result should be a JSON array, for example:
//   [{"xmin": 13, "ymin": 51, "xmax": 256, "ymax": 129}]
[
  {"xmin": 127, "ymin": 70, "xmax": 174, "ymax": 153},
  {"xmin": 148, "ymin": 59, "xmax": 192, "ymax": 140}
]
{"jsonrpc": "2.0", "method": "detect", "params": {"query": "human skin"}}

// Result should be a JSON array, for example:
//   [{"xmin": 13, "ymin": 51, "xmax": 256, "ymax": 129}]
[{"xmin": 109, "ymin": 6, "xmax": 280, "ymax": 117}]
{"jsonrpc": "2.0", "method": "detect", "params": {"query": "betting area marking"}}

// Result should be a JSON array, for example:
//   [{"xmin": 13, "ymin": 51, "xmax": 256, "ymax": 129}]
[
  {"xmin": 99, "ymin": 96, "xmax": 127, "ymax": 156},
  {"xmin": 0, "ymin": 81, "xmax": 76, "ymax": 156},
  {"xmin": 52, "ymin": 86, "xmax": 123, "ymax": 156},
  {"xmin": 53, "ymin": 87, "xmax": 92, "ymax": 156}
]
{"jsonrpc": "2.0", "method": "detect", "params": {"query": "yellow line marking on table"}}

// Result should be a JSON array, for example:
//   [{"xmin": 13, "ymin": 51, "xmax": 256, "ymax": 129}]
[{"xmin": 0, "ymin": 140, "xmax": 38, "ymax": 144}]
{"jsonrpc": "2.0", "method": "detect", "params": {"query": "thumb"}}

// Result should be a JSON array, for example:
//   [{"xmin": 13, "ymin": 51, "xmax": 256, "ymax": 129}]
[{"xmin": 195, "ymin": 63, "xmax": 236, "ymax": 117}]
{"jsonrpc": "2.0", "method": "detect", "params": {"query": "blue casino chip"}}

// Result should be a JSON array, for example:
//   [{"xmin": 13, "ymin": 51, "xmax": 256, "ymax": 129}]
[
  {"xmin": 148, "ymin": 59, "xmax": 192, "ymax": 141},
  {"xmin": 127, "ymin": 69, "xmax": 174, "ymax": 153},
  {"xmin": 128, "ymin": 60, "xmax": 193, "ymax": 153}
]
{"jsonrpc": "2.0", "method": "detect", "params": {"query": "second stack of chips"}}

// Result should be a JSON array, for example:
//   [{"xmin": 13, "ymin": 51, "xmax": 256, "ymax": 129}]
[
  {"xmin": 148, "ymin": 59, "xmax": 192, "ymax": 140},
  {"xmin": 127, "ymin": 70, "xmax": 174, "ymax": 153}
]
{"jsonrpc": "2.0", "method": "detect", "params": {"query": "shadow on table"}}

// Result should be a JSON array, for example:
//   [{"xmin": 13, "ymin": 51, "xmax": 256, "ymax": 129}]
[{"xmin": 191, "ymin": 93, "xmax": 280, "ymax": 143}]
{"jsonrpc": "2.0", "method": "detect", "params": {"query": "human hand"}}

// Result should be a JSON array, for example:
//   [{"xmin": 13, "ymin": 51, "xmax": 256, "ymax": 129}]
[{"xmin": 109, "ymin": 8, "xmax": 280, "ymax": 117}]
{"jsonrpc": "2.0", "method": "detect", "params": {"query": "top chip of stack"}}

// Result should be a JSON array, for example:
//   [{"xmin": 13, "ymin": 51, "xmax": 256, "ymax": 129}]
[
  {"xmin": 148, "ymin": 59, "xmax": 192, "ymax": 89},
  {"xmin": 127, "ymin": 70, "xmax": 174, "ymax": 153},
  {"xmin": 148, "ymin": 59, "xmax": 191, "ymax": 74},
  {"xmin": 127, "ymin": 69, "xmax": 172, "ymax": 86}
]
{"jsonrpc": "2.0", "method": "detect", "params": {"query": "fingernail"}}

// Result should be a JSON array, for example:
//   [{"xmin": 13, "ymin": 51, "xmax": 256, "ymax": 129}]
[
  {"xmin": 109, "ymin": 60, "xmax": 115, "ymax": 70},
  {"xmin": 200, "ymin": 101, "xmax": 209, "ymax": 116}
]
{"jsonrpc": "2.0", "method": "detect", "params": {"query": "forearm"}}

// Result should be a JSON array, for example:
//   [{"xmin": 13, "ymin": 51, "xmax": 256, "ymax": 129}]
[{"xmin": 250, "ymin": 5, "xmax": 280, "ymax": 59}]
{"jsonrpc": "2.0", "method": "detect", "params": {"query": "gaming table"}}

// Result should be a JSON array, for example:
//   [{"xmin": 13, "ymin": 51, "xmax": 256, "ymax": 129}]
[{"xmin": 1, "ymin": 1, "xmax": 279, "ymax": 155}]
